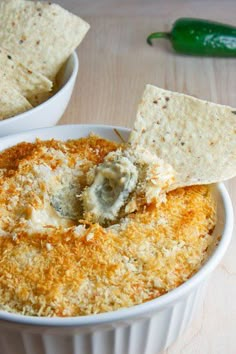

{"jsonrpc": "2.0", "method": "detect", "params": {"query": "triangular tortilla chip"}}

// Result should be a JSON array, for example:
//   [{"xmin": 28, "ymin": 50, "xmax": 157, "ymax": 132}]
[
  {"xmin": 129, "ymin": 85, "xmax": 236, "ymax": 188},
  {"xmin": 0, "ymin": 0, "xmax": 90, "ymax": 81},
  {"xmin": 0, "ymin": 47, "xmax": 52, "ymax": 106},
  {"xmin": 0, "ymin": 77, "xmax": 32, "ymax": 120}
]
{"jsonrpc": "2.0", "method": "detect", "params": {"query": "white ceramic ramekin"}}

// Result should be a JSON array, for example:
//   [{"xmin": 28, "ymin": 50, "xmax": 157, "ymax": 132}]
[
  {"xmin": 0, "ymin": 53, "xmax": 78, "ymax": 137},
  {"xmin": 0, "ymin": 125, "xmax": 233, "ymax": 354}
]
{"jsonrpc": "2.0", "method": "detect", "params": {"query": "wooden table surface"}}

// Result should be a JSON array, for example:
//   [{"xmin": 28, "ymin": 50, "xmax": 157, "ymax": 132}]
[{"xmin": 58, "ymin": 1, "xmax": 236, "ymax": 353}]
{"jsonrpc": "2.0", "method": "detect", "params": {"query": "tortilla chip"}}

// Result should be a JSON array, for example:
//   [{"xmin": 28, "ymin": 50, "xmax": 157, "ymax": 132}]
[
  {"xmin": 0, "ymin": 47, "xmax": 52, "ymax": 106},
  {"xmin": 0, "ymin": 77, "xmax": 32, "ymax": 120},
  {"xmin": 129, "ymin": 85, "xmax": 236, "ymax": 187},
  {"xmin": 28, "ymin": 91, "xmax": 54, "ymax": 107},
  {"xmin": 0, "ymin": 0, "xmax": 90, "ymax": 81}
]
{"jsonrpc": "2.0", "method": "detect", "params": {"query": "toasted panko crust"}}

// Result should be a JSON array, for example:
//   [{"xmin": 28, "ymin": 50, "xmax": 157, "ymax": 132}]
[{"xmin": 0, "ymin": 136, "xmax": 216, "ymax": 316}]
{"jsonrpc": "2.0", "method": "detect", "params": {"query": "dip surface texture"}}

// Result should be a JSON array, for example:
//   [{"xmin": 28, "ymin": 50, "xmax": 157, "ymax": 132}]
[{"xmin": 0, "ymin": 136, "xmax": 216, "ymax": 316}]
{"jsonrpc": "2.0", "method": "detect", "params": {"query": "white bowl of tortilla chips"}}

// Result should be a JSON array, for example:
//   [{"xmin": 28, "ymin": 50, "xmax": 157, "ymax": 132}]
[
  {"xmin": 0, "ymin": 0, "xmax": 89, "ymax": 136},
  {"xmin": 0, "ymin": 51, "xmax": 79, "ymax": 137}
]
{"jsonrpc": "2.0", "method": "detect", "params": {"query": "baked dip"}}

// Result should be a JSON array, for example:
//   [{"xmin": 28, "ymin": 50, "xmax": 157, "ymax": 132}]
[
  {"xmin": 0, "ymin": 135, "xmax": 216, "ymax": 316},
  {"xmin": 0, "ymin": 84, "xmax": 235, "ymax": 317}
]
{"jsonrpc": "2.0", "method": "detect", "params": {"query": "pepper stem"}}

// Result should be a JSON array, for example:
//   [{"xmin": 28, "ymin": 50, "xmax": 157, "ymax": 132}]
[{"xmin": 147, "ymin": 32, "xmax": 171, "ymax": 46}]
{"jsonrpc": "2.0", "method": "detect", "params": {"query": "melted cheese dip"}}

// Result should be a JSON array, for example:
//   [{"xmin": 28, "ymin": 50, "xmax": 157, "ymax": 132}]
[{"xmin": 0, "ymin": 136, "xmax": 216, "ymax": 316}]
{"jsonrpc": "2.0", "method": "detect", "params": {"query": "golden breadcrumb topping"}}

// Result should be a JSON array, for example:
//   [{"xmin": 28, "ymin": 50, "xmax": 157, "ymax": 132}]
[{"xmin": 0, "ymin": 136, "xmax": 216, "ymax": 316}]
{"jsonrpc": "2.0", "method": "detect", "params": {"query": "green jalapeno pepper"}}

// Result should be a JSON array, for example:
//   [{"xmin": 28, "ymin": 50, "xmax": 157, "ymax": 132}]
[{"xmin": 147, "ymin": 18, "xmax": 236, "ymax": 56}]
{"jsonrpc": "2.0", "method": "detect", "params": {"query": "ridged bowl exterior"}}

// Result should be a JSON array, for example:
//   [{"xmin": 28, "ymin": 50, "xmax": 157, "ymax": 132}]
[{"xmin": 0, "ymin": 283, "xmax": 206, "ymax": 354}]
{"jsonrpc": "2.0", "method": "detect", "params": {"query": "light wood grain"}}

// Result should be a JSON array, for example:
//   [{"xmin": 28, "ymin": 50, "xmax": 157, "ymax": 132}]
[{"xmin": 59, "ymin": 1, "xmax": 236, "ymax": 353}]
